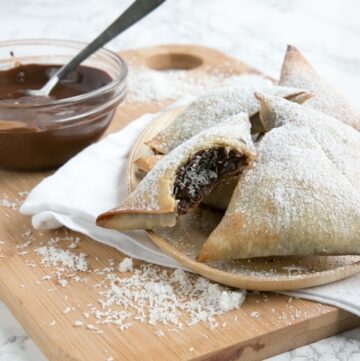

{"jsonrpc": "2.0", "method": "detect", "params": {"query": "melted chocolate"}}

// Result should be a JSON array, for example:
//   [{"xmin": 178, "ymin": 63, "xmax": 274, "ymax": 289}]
[
  {"xmin": 174, "ymin": 148, "xmax": 247, "ymax": 215},
  {"xmin": 0, "ymin": 63, "xmax": 111, "ymax": 102},
  {"xmin": 0, "ymin": 63, "xmax": 116, "ymax": 170}
]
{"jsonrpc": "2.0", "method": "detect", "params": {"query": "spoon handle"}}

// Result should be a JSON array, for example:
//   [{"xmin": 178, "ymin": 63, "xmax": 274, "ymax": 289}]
[{"xmin": 54, "ymin": 0, "xmax": 166, "ymax": 82}]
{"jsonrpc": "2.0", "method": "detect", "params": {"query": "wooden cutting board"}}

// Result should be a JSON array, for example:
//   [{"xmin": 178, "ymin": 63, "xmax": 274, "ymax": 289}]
[{"xmin": 0, "ymin": 44, "xmax": 359, "ymax": 361}]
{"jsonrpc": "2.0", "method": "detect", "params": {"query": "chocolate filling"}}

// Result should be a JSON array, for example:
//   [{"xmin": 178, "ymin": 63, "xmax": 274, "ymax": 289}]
[{"xmin": 174, "ymin": 147, "xmax": 247, "ymax": 215}]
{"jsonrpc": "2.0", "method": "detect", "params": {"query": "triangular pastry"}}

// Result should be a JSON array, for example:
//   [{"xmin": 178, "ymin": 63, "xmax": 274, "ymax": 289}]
[
  {"xmin": 97, "ymin": 113, "xmax": 256, "ymax": 230},
  {"xmin": 198, "ymin": 95, "xmax": 360, "ymax": 262},
  {"xmin": 280, "ymin": 45, "xmax": 360, "ymax": 131},
  {"xmin": 147, "ymin": 77, "xmax": 310, "ymax": 154}
]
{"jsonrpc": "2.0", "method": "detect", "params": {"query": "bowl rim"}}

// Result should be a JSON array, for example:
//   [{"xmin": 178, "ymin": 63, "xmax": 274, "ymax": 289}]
[{"xmin": 0, "ymin": 38, "xmax": 128, "ymax": 108}]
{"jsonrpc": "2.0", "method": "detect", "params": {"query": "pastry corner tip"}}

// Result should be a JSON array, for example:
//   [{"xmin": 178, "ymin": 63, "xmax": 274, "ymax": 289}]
[
  {"xmin": 286, "ymin": 44, "xmax": 298, "ymax": 53},
  {"xmin": 195, "ymin": 252, "xmax": 207, "ymax": 263},
  {"xmin": 254, "ymin": 92, "xmax": 266, "ymax": 102},
  {"xmin": 283, "ymin": 44, "xmax": 311, "ymax": 69},
  {"xmin": 144, "ymin": 137, "xmax": 165, "ymax": 154},
  {"xmin": 196, "ymin": 243, "xmax": 213, "ymax": 263},
  {"xmin": 96, "ymin": 211, "xmax": 111, "ymax": 227}
]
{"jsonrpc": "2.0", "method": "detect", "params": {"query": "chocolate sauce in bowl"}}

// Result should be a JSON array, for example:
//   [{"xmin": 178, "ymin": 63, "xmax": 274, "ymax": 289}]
[
  {"xmin": 0, "ymin": 63, "xmax": 111, "ymax": 102},
  {"xmin": 0, "ymin": 63, "xmax": 121, "ymax": 170}
]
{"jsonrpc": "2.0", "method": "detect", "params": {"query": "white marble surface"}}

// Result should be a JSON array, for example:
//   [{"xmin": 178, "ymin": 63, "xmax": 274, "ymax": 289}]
[{"xmin": 1, "ymin": 0, "xmax": 360, "ymax": 360}]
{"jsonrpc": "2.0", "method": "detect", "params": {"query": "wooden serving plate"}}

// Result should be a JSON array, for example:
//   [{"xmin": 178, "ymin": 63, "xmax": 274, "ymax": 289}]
[
  {"xmin": 0, "ymin": 45, "xmax": 359, "ymax": 361},
  {"xmin": 128, "ymin": 107, "xmax": 360, "ymax": 291}
]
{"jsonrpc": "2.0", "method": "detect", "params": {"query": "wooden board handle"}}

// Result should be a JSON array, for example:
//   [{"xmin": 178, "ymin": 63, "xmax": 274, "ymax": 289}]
[{"xmin": 120, "ymin": 44, "xmax": 261, "ymax": 75}]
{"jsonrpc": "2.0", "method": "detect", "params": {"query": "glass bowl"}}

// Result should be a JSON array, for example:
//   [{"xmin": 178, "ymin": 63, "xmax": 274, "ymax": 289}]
[{"xmin": 0, "ymin": 39, "xmax": 127, "ymax": 170}]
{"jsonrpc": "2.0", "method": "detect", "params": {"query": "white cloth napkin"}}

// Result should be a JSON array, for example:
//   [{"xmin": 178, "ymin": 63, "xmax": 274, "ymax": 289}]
[
  {"xmin": 20, "ymin": 105, "xmax": 360, "ymax": 317},
  {"xmin": 20, "ymin": 110, "xmax": 182, "ymax": 269}
]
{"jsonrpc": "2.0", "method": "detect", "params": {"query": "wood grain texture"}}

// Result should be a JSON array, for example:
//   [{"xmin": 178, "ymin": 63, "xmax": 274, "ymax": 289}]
[{"xmin": 0, "ymin": 44, "xmax": 359, "ymax": 361}]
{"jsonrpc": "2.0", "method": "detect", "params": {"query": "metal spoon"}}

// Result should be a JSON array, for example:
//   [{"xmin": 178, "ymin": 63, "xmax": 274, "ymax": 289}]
[{"xmin": 25, "ymin": 0, "xmax": 166, "ymax": 98}]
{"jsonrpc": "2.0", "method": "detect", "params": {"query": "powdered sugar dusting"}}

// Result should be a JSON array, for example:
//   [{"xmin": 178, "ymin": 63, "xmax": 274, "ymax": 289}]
[
  {"xmin": 207, "ymin": 96, "xmax": 360, "ymax": 259},
  {"xmin": 155, "ymin": 207, "xmax": 357, "ymax": 279},
  {"xmin": 151, "ymin": 79, "xmax": 306, "ymax": 154},
  {"xmin": 280, "ymin": 46, "xmax": 360, "ymax": 131}
]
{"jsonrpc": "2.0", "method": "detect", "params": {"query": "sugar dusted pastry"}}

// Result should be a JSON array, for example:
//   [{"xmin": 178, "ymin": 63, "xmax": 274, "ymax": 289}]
[
  {"xmin": 198, "ymin": 95, "xmax": 360, "ymax": 262},
  {"xmin": 147, "ymin": 76, "xmax": 310, "ymax": 154},
  {"xmin": 97, "ymin": 113, "xmax": 256, "ymax": 230},
  {"xmin": 280, "ymin": 45, "xmax": 360, "ymax": 131}
]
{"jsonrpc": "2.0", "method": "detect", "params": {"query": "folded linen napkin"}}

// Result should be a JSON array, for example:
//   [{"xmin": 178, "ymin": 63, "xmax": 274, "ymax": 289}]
[{"xmin": 20, "ymin": 103, "xmax": 360, "ymax": 317}]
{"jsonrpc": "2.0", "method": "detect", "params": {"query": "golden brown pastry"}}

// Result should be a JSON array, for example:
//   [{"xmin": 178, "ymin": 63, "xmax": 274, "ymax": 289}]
[
  {"xmin": 97, "ymin": 113, "xmax": 256, "ymax": 230},
  {"xmin": 280, "ymin": 45, "xmax": 360, "ymax": 131},
  {"xmin": 135, "ymin": 155, "xmax": 163, "ymax": 173},
  {"xmin": 147, "ymin": 78, "xmax": 310, "ymax": 154},
  {"xmin": 198, "ymin": 95, "xmax": 360, "ymax": 262}
]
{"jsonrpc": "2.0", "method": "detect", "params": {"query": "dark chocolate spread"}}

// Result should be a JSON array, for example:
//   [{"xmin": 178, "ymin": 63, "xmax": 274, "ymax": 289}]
[
  {"xmin": 0, "ymin": 63, "xmax": 116, "ymax": 170},
  {"xmin": 0, "ymin": 64, "xmax": 111, "ymax": 102},
  {"xmin": 173, "ymin": 147, "xmax": 247, "ymax": 215}
]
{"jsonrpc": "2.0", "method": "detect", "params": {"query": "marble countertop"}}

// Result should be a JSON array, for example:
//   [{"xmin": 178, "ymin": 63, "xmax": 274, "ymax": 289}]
[{"xmin": 0, "ymin": 0, "xmax": 360, "ymax": 360}]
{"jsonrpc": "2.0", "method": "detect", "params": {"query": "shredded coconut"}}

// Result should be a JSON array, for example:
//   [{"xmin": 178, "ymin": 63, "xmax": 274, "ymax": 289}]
[
  {"xmin": 13, "ymin": 222, "xmax": 338, "ymax": 338},
  {"xmin": 86, "ymin": 324, "xmax": 99, "ymax": 331},
  {"xmin": 250, "ymin": 311, "xmax": 261, "ymax": 319},
  {"xmin": 35, "ymin": 246, "xmax": 88, "ymax": 272},
  {"xmin": 155, "ymin": 329, "xmax": 165, "ymax": 337},
  {"xmin": 17, "ymin": 225, "xmax": 246, "ymax": 334},
  {"xmin": 0, "ymin": 193, "xmax": 23, "ymax": 209},
  {"xmin": 118, "ymin": 257, "xmax": 133, "ymax": 273},
  {"xmin": 62, "ymin": 307, "xmax": 72, "ymax": 314},
  {"xmin": 126, "ymin": 67, "xmax": 269, "ymax": 103},
  {"xmin": 94, "ymin": 265, "xmax": 245, "ymax": 330}
]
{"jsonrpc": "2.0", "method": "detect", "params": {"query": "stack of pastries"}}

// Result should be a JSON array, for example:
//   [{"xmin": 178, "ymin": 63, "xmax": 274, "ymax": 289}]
[{"xmin": 97, "ymin": 46, "xmax": 360, "ymax": 263}]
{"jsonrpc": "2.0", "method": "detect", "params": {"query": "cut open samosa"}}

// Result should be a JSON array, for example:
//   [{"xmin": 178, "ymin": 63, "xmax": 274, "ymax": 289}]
[
  {"xmin": 134, "ymin": 155, "xmax": 239, "ymax": 212},
  {"xmin": 146, "ymin": 79, "xmax": 311, "ymax": 154},
  {"xmin": 198, "ymin": 95, "xmax": 360, "ymax": 262},
  {"xmin": 97, "ymin": 113, "xmax": 256, "ymax": 230},
  {"xmin": 280, "ymin": 45, "xmax": 360, "ymax": 131}
]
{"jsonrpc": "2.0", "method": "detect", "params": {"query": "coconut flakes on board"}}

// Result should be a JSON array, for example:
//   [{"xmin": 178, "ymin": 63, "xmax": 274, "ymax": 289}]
[
  {"xmin": 125, "ymin": 66, "xmax": 270, "ymax": 103},
  {"xmin": 0, "ymin": 190, "xmax": 331, "ymax": 342},
  {"xmin": 95, "ymin": 266, "xmax": 245, "ymax": 330},
  {"xmin": 0, "ymin": 191, "xmax": 28, "ymax": 210},
  {"xmin": 4, "ymin": 219, "xmax": 246, "ymax": 334}
]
